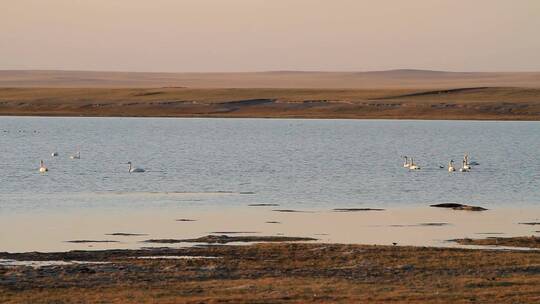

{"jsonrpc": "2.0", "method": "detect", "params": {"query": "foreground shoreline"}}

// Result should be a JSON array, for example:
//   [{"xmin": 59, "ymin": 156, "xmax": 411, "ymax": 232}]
[{"xmin": 2, "ymin": 242, "xmax": 540, "ymax": 303}]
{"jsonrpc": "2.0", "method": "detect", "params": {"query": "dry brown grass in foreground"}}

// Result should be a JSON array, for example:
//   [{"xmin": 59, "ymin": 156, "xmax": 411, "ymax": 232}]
[{"xmin": 1, "ymin": 243, "xmax": 540, "ymax": 303}]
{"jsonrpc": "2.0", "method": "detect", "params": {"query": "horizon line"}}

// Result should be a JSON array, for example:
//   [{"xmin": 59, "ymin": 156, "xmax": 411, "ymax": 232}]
[{"xmin": 2, "ymin": 68, "xmax": 540, "ymax": 74}]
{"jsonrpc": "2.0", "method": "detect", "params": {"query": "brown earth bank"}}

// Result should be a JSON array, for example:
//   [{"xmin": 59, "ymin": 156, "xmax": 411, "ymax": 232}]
[
  {"xmin": 1, "ymin": 87, "xmax": 540, "ymax": 120},
  {"xmin": 1, "ymin": 243, "xmax": 540, "ymax": 303},
  {"xmin": 453, "ymin": 236, "xmax": 540, "ymax": 249}
]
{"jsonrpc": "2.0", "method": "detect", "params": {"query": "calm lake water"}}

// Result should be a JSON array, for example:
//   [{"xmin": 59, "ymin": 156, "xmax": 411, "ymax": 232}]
[
  {"xmin": 2, "ymin": 117, "xmax": 540, "ymax": 252},
  {"xmin": 1, "ymin": 117, "xmax": 540, "ymax": 213}
]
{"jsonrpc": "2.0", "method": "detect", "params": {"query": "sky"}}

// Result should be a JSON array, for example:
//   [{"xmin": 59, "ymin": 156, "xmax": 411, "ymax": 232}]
[{"xmin": 1, "ymin": 0, "xmax": 540, "ymax": 72}]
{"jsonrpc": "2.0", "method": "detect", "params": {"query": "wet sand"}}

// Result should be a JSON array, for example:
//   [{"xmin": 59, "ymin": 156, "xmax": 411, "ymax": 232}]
[
  {"xmin": 1, "ymin": 204, "xmax": 539, "ymax": 252},
  {"xmin": 2, "ymin": 243, "xmax": 540, "ymax": 303}
]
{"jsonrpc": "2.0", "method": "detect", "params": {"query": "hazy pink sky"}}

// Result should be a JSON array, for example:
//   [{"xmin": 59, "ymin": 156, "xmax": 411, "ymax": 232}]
[{"xmin": 1, "ymin": 0, "xmax": 539, "ymax": 72}]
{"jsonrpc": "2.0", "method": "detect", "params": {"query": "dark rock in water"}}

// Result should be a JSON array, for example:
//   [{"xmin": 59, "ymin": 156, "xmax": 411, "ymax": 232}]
[
  {"xmin": 390, "ymin": 223, "xmax": 449, "ymax": 227},
  {"xmin": 176, "ymin": 219, "xmax": 197, "ymax": 222},
  {"xmin": 210, "ymin": 231, "xmax": 260, "ymax": 234},
  {"xmin": 430, "ymin": 203, "xmax": 463, "ymax": 208},
  {"xmin": 455, "ymin": 205, "xmax": 487, "ymax": 211},
  {"xmin": 430, "ymin": 203, "xmax": 487, "ymax": 211},
  {"xmin": 452, "ymin": 205, "xmax": 487, "ymax": 211},
  {"xmin": 272, "ymin": 209, "xmax": 312, "ymax": 213},
  {"xmin": 143, "ymin": 235, "xmax": 317, "ymax": 244},
  {"xmin": 419, "ymin": 223, "xmax": 449, "ymax": 226},
  {"xmin": 519, "ymin": 222, "xmax": 540, "ymax": 226},
  {"xmin": 106, "ymin": 233, "xmax": 148, "ymax": 236},
  {"xmin": 333, "ymin": 208, "xmax": 385, "ymax": 212},
  {"xmin": 248, "ymin": 203, "xmax": 280, "ymax": 207},
  {"xmin": 66, "ymin": 240, "xmax": 119, "ymax": 243},
  {"xmin": 143, "ymin": 239, "xmax": 187, "ymax": 244}
]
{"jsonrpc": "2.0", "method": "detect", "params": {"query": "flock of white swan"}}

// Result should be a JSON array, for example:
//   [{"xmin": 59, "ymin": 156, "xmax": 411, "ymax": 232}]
[
  {"xmin": 39, "ymin": 151, "xmax": 478, "ymax": 173},
  {"xmin": 39, "ymin": 151, "xmax": 145, "ymax": 173},
  {"xmin": 38, "ymin": 151, "xmax": 475, "ymax": 174},
  {"xmin": 403, "ymin": 154, "xmax": 477, "ymax": 172}
]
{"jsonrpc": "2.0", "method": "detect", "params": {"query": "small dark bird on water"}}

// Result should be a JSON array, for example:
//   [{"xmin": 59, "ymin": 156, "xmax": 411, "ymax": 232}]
[{"xmin": 392, "ymin": 242, "xmax": 397, "ymax": 246}]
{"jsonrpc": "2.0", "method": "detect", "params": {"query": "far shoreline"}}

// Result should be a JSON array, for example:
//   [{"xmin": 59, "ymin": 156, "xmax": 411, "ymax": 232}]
[
  {"xmin": 1, "ymin": 113, "xmax": 540, "ymax": 121},
  {"xmin": 1, "ymin": 86, "xmax": 539, "ymax": 121}
]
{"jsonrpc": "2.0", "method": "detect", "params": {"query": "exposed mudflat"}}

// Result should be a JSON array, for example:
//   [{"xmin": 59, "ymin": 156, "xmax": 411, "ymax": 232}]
[
  {"xmin": 272, "ymin": 209, "xmax": 312, "ymax": 213},
  {"xmin": 333, "ymin": 208, "xmax": 385, "ymax": 212},
  {"xmin": 66, "ymin": 240, "xmax": 119, "ymax": 244},
  {"xmin": 430, "ymin": 203, "xmax": 488, "ymax": 211},
  {"xmin": 143, "ymin": 235, "xmax": 317, "ymax": 244},
  {"xmin": 248, "ymin": 203, "xmax": 280, "ymax": 207},
  {"xmin": 106, "ymin": 233, "xmax": 148, "ymax": 236}
]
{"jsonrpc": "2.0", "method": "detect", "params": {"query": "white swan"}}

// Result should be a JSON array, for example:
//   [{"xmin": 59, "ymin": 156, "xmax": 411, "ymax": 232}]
[
  {"xmin": 70, "ymin": 151, "xmax": 80, "ymax": 159},
  {"xmin": 409, "ymin": 158, "xmax": 421, "ymax": 170},
  {"xmin": 403, "ymin": 156, "xmax": 410, "ymax": 168},
  {"xmin": 462, "ymin": 154, "xmax": 471, "ymax": 170},
  {"xmin": 128, "ymin": 161, "xmax": 145, "ymax": 173},
  {"xmin": 448, "ymin": 160, "xmax": 455, "ymax": 172},
  {"xmin": 459, "ymin": 160, "xmax": 470, "ymax": 172},
  {"xmin": 39, "ymin": 160, "xmax": 48, "ymax": 173}
]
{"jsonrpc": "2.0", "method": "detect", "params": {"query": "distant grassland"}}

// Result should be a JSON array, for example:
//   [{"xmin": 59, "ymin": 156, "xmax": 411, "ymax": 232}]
[
  {"xmin": 1, "ymin": 87, "xmax": 540, "ymax": 120},
  {"xmin": 2, "ymin": 70, "xmax": 540, "ymax": 89}
]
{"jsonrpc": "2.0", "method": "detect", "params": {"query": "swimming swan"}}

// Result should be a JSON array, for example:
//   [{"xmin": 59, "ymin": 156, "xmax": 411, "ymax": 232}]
[
  {"xmin": 127, "ymin": 162, "xmax": 145, "ymax": 173},
  {"xmin": 459, "ymin": 160, "xmax": 470, "ymax": 172},
  {"xmin": 409, "ymin": 158, "xmax": 421, "ymax": 170},
  {"xmin": 39, "ymin": 160, "xmax": 48, "ymax": 173},
  {"xmin": 70, "ymin": 151, "xmax": 80, "ymax": 159},
  {"xmin": 448, "ymin": 160, "xmax": 455, "ymax": 172},
  {"xmin": 463, "ymin": 154, "xmax": 471, "ymax": 170},
  {"xmin": 403, "ymin": 156, "xmax": 410, "ymax": 168}
]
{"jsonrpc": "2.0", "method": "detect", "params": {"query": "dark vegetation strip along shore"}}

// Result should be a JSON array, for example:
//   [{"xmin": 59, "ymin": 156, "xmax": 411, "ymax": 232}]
[
  {"xmin": 1, "ymin": 87, "xmax": 540, "ymax": 120},
  {"xmin": 2, "ymin": 243, "xmax": 540, "ymax": 303},
  {"xmin": 453, "ymin": 236, "xmax": 540, "ymax": 248}
]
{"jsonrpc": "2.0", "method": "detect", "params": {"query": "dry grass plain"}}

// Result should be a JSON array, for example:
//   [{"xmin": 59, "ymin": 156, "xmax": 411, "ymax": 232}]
[
  {"xmin": 1, "ymin": 87, "xmax": 540, "ymax": 120},
  {"xmin": 2, "ymin": 70, "xmax": 540, "ymax": 89},
  {"xmin": 1, "ymin": 70, "xmax": 539, "ymax": 120},
  {"xmin": 1, "ymin": 243, "xmax": 540, "ymax": 303}
]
